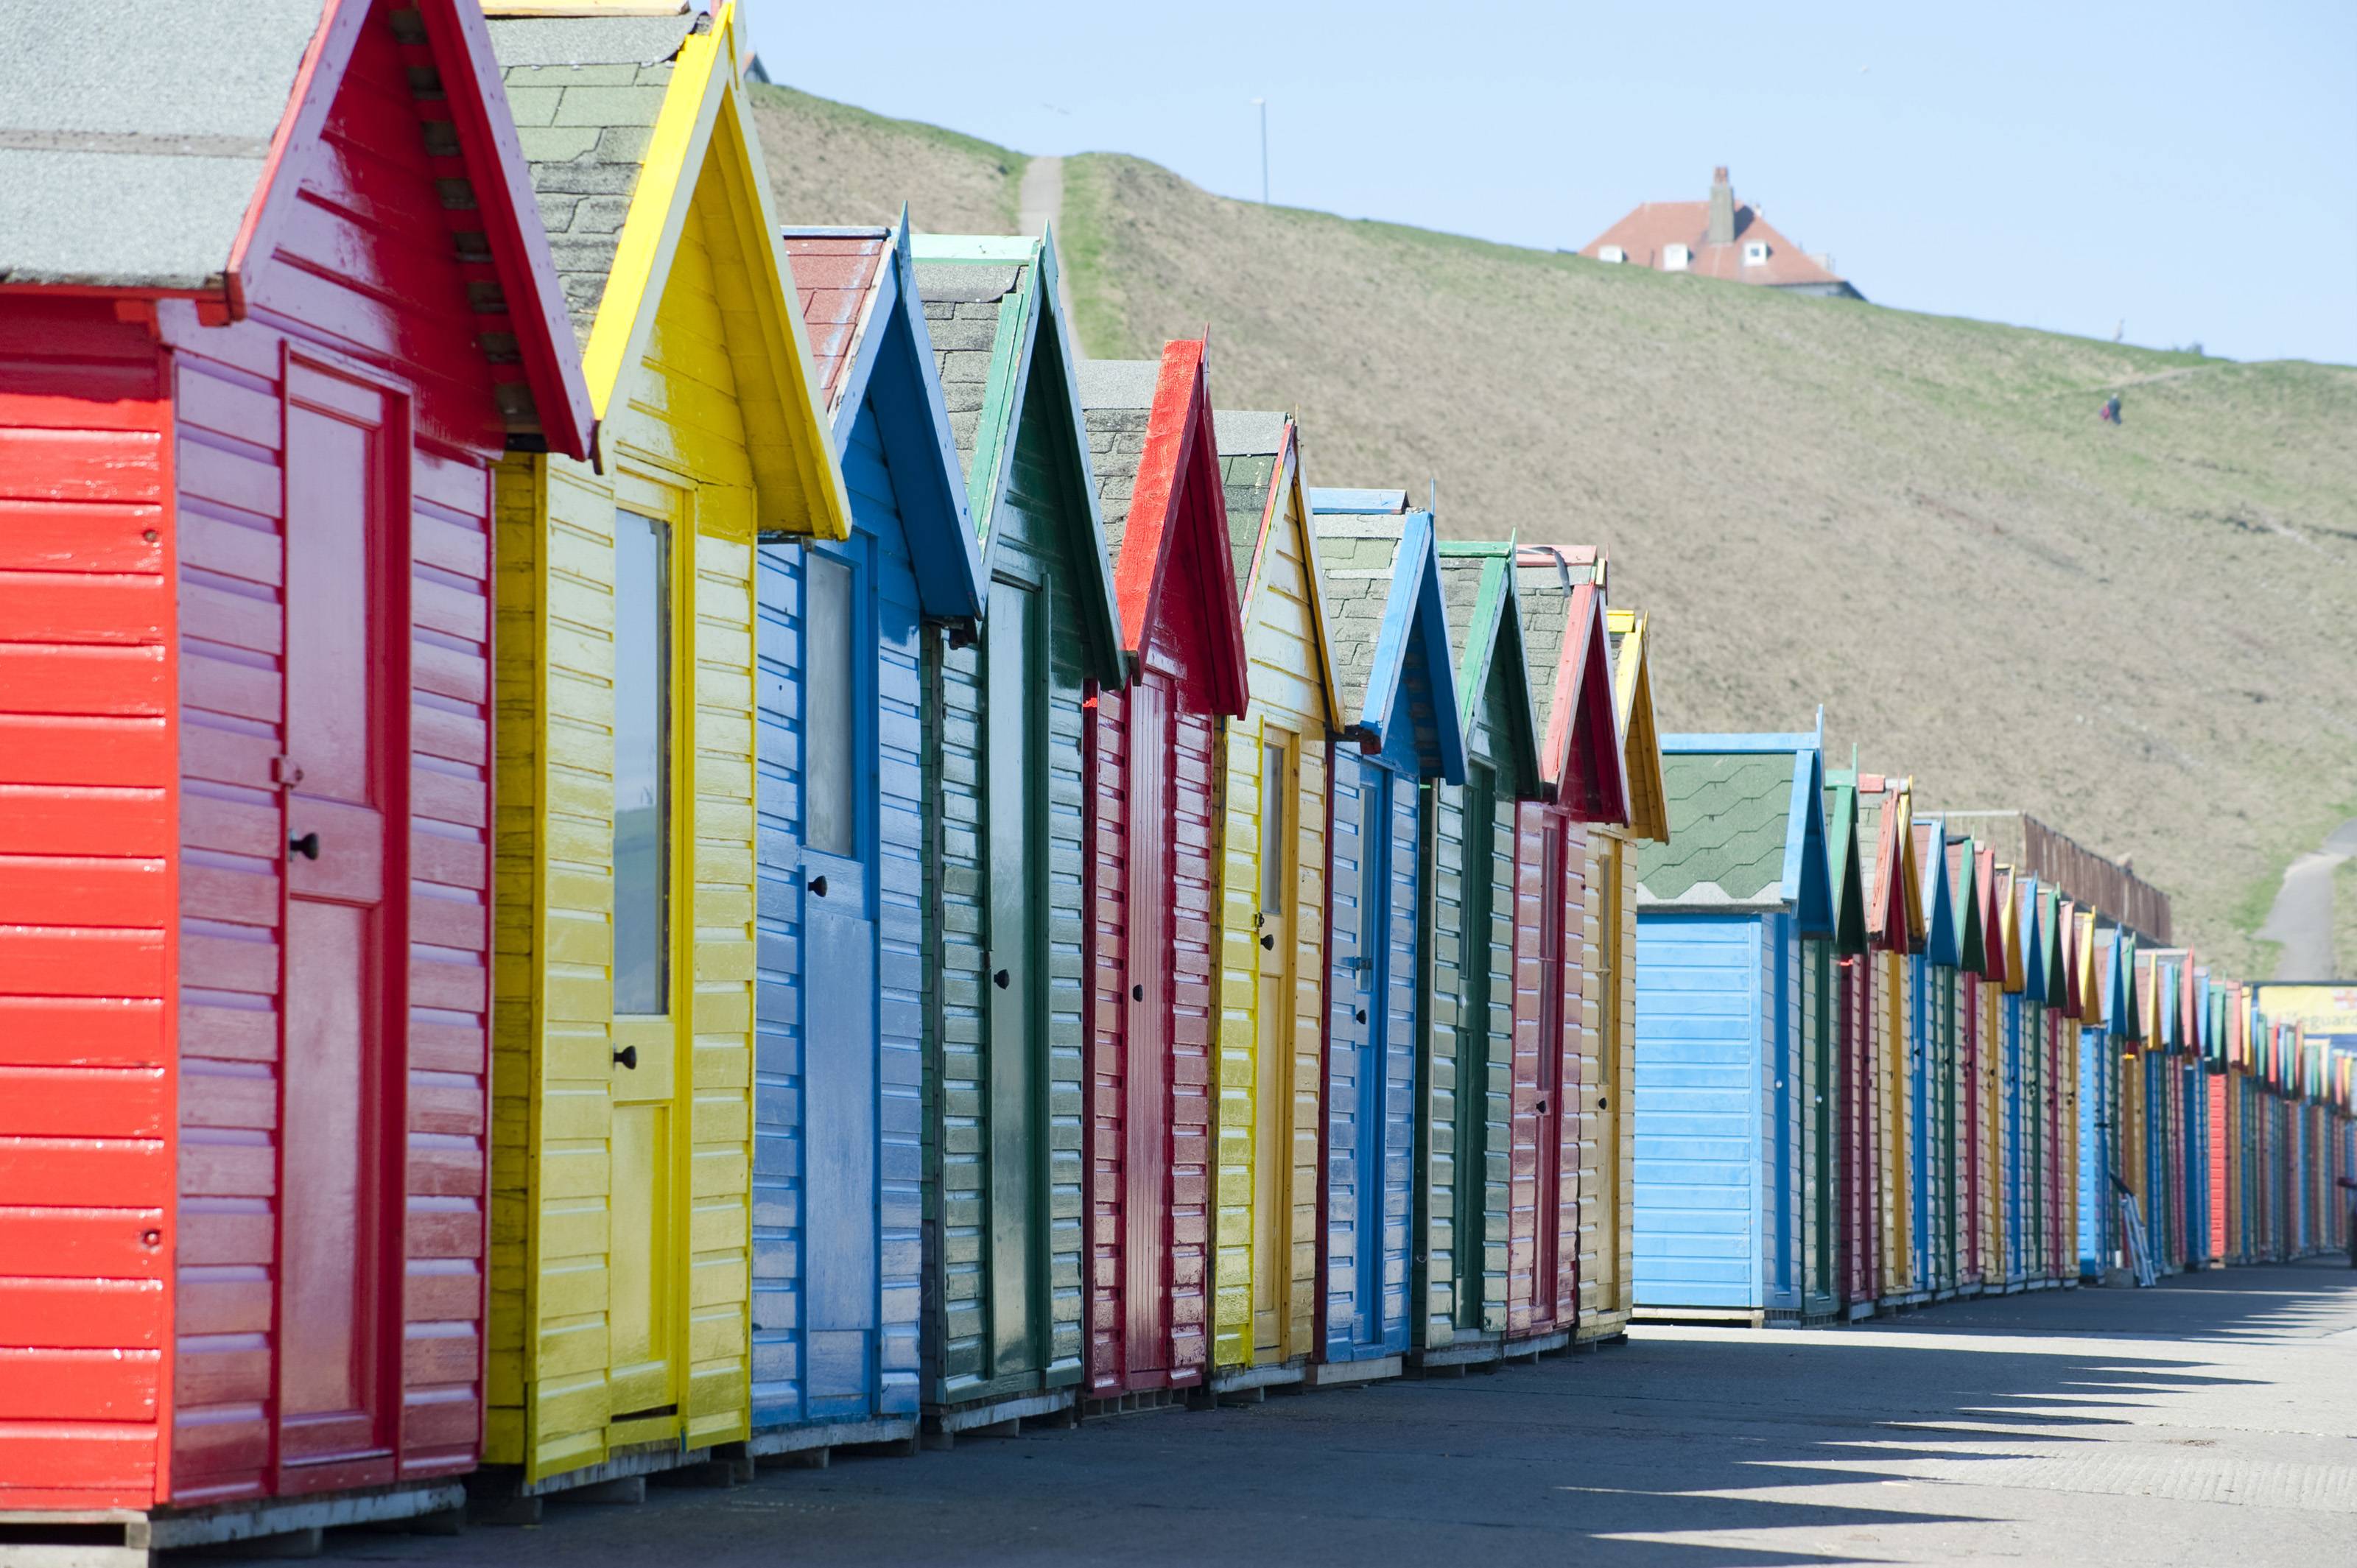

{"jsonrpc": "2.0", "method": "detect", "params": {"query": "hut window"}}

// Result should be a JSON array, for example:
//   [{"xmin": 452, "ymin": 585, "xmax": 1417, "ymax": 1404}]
[
  {"xmin": 613, "ymin": 510, "xmax": 672, "ymax": 1016},
  {"xmin": 804, "ymin": 552, "xmax": 856, "ymax": 858},
  {"xmin": 1261, "ymin": 739, "xmax": 1288, "ymax": 915}
]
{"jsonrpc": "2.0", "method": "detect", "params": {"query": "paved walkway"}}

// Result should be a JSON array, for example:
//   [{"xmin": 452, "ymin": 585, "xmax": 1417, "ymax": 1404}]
[
  {"xmin": 233, "ymin": 1262, "xmax": 2357, "ymax": 1567},
  {"xmin": 2260, "ymin": 816, "xmax": 2357, "ymax": 979}
]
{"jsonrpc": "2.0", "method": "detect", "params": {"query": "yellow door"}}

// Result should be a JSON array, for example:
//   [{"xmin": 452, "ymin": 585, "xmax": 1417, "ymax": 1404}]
[{"xmin": 1252, "ymin": 731, "xmax": 1294, "ymax": 1360}]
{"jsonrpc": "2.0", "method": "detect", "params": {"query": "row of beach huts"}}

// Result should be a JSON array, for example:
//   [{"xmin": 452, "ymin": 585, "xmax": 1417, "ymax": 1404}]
[{"xmin": 1, "ymin": 2, "xmax": 2350, "ymax": 1559}]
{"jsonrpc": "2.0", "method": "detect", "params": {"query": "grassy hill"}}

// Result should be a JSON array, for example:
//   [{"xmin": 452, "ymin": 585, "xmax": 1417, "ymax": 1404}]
[{"xmin": 750, "ymin": 84, "xmax": 2357, "ymax": 975}]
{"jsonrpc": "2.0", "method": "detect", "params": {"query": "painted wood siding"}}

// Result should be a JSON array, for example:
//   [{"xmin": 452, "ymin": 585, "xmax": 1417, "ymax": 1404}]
[
  {"xmin": 1576, "ymin": 830, "xmax": 1637, "ymax": 1339},
  {"xmin": 1881, "ymin": 949, "xmax": 1911, "ymax": 1297},
  {"xmin": 748, "ymin": 397, "xmax": 924, "ymax": 1432},
  {"xmin": 921, "ymin": 382, "xmax": 1089, "ymax": 1409},
  {"xmin": 1633, "ymin": 914, "xmax": 1763, "ymax": 1311},
  {"xmin": 0, "ymin": 304, "xmax": 174, "ymax": 1511}
]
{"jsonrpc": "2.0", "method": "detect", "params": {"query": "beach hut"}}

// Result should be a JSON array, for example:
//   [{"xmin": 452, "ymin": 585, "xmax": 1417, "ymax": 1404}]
[
  {"xmin": 1421, "ymin": 543, "xmax": 1566, "ymax": 1363},
  {"xmin": 1822, "ymin": 772, "xmax": 1875, "ymax": 1315},
  {"xmin": 1205, "ymin": 412, "xmax": 1343, "ymax": 1391},
  {"xmin": 477, "ymin": 4, "xmax": 849, "ymax": 1497},
  {"xmin": 1072, "ymin": 347, "xmax": 1251, "ymax": 1404},
  {"xmin": 0, "ymin": 0, "xmax": 589, "ymax": 1536},
  {"xmin": 1855, "ymin": 774, "xmax": 1924, "ymax": 1307},
  {"xmin": 742, "ymin": 221, "xmax": 987, "ymax": 1458},
  {"xmin": 1511, "ymin": 553, "xmax": 1652, "ymax": 1344},
  {"xmin": 2040, "ymin": 886, "xmax": 2071, "ymax": 1282},
  {"xmin": 1586, "ymin": 601, "xmax": 1668, "ymax": 1339},
  {"xmin": 1972, "ymin": 845, "xmax": 2009, "ymax": 1289},
  {"xmin": 2075, "ymin": 915, "xmax": 2118, "ymax": 1279},
  {"xmin": 910, "ymin": 232, "xmax": 1125, "ymax": 1436},
  {"xmin": 1633, "ymin": 731, "xmax": 1835, "ymax": 1323},
  {"xmin": 1910, "ymin": 817, "xmax": 1962, "ymax": 1298},
  {"xmin": 1309, "ymin": 492, "xmax": 1467, "ymax": 1379}
]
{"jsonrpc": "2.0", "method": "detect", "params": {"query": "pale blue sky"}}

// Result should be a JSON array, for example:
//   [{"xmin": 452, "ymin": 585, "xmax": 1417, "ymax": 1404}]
[{"xmin": 749, "ymin": 1, "xmax": 2356, "ymax": 366}]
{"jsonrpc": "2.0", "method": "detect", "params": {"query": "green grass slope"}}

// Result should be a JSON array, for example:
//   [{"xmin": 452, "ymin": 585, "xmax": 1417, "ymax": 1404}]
[{"xmin": 750, "ymin": 86, "xmax": 2357, "ymax": 974}]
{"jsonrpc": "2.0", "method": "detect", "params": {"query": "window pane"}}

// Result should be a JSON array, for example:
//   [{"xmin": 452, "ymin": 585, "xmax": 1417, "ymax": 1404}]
[
  {"xmin": 1260, "ymin": 740, "xmax": 1287, "ymax": 913},
  {"xmin": 613, "ymin": 510, "xmax": 670, "ymax": 1016},
  {"xmin": 804, "ymin": 552, "xmax": 856, "ymax": 858}
]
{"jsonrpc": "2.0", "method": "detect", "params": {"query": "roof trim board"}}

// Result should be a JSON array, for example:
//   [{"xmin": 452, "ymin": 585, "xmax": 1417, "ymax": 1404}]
[
  {"xmin": 1824, "ymin": 778, "xmax": 1867, "ymax": 957},
  {"xmin": 576, "ymin": 1, "xmax": 849, "ymax": 535},
  {"xmin": 789, "ymin": 216, "xmax": 983, "ymax": 620},
  {"xmin": 1607, "ymin": 605, "xmax": 1668, "ymax": 840},
  {"xmin": 1786, "ymin": 744, "xmax": 1834, "ymax": 935},
  {"xmin": 1357, "ymin": 510, "xmax": 1468, "ymax": 783},
  {"xmin": 1111, "ymin": 340, "xmax": 1249, "ymax": 714},
  {"xmin": 1914, "ymin": 816, "xmax": 1959, "ymax": 968},
  {"xmin": 1947, "ymin": 834, "xmax": 1984, "ymax": 976},
  {"xmin": 1435, "ymin": 543, "xmax": 1544, "ymax": 797}
]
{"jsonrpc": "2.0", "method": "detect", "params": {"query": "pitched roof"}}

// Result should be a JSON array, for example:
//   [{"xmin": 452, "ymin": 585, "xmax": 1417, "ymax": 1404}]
[
  {"xmin": 1508, "ymin": 547, "xmax": 1631, "ymax": 825},
  {"xmin": 1214, "ymin": 411, "xmax": 1345, "ymax": 729},
  {"xmin": 0, "ymin": 0, "xmax": 591, "ymax": 456},
  {"xmin": 1580, "ymin": 173, "xmax": 1850, "ymax": 291},
  {"xmin": 1078, "ymin": 344, "xmax": 1248, "ymax": 713},
  {"xmin": 1606, "ymin": 607, "xmax": 1668, "ymax": 842},
  {"xmin": 781, "ymin": 219, "xmax": 983, "ymax": 622},
  {"xmin": 1640, "ymin": 734, "xmax": 1830, "ymax": 929},
  {"xmin": 1311, "ymin": 507, "xmax": 1466, "ymax": 782},
  {"xmin": 491, "ymin": 2, "xmax": 844, "ymax": 531},
  {"xmin": 1436, "ymin": 546, "xmax": 1542, "ymax": 795},
  {"xmin": 1823, "ymin": 776, "xmax": 1867, "ymax": 956},
  {"xmin": 1945, "ymin": 832, "xmax": 1984, "ymax": 975},
  {"xmin": 1913, "ymin": 816, "xmax": 1959, "ymax": 968},
  {"xmin": 912, "ymin": 230, "xmax": 1124, "ymax": 684}
]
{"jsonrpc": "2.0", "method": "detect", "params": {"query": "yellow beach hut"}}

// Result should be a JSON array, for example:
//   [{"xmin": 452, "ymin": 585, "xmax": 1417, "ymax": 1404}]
[
  {"xmin": 1207, "ymin": 412, "xmax": 1343, "ymax": 1389},
  {"xmin": 480, "ymin": 3, "xmax": 849, "ymax": 1498}
]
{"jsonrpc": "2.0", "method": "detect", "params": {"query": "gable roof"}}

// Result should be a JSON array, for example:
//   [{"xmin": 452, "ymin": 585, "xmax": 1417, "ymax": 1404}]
[
  {"xmin": 2017, "ymin": 879, "xmax": 2046, "ymax": 1003},
  {"xmin": 1213, "ymin": 410, "xmax": 1345, "ymax": 729},
  {"xmin": 491, "ymin": 1, "xmax": 846, "ymax": 533},
  {"xmin": 1310, "ymin": 503, "xmax": 1466, "ymax": 782},
  {"xmin": 1606, "ymin": 606, "xmax": 1669, "ymax": 842},
  {"xmin": 1822, "ymin": 776, "xmax": 1868, "ymax": 956},
  {"xmin": 780, "ymin": 219, "xmax": 983, "ymax": 621},
  {"xmin": 1975, "ymin": 847, "xmax": 2006, "ymax": 985},
  {"xmin": 1946, "ymin": 833, "xmax": 1984, "ymax": 976},
  {"xmin": 1077, "ymin": 345, "xmax": 1249, "ymax": 714},
  {"xmin": 1914, "ymin": 816, "xmax": 1959, "ymax": 968},
  {"xmin": 1510, "ymin": 548, "xmax": 1633, "ymax": 824},
  {"xmin": 1435, "ymin": 544, "xmax": 1544, "ymax": 797},
  {"xmin": 1640, "ymin": 732, "xmax": 1831, "ymax": 932},
  {"xmin": 0, "ymin": 0, "xmax": 591, "ymax": 457},
  {"xmin": 913, "ymin": 229, "xmax": 1123, "ymax": 685},
  {"xmin": 1850, "ymin": 773, "xmax": 1917, "ymax": 954}
]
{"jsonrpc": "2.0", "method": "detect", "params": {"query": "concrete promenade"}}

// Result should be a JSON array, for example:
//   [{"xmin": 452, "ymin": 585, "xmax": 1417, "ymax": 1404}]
[{"xmin": 226, "ymin": 1260, "xmax": 2357, "ymax": 1567}]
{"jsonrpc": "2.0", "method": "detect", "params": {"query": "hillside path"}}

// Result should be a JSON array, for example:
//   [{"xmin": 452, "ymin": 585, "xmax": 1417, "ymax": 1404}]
[
  {"xmin": 1018, "ymin": 154, "xmax": 1079, "ymax": 339},
  {"xmin": 2260, "ymin": 818, "xmax": 2357, "ymax": 979},
  {"xmin": 231, "ymin": 1263, "xmax": 2357, "ymax": 1567}
]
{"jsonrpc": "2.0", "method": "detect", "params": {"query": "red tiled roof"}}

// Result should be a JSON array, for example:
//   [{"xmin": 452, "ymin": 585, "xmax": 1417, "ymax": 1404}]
[
  {"xmin": 1580, "ymin": 199, "xmax": 1844, "ymax": 288},
  {"xmin": 781, "ymin": 229, "xmax": 890, "ymax": 416}
]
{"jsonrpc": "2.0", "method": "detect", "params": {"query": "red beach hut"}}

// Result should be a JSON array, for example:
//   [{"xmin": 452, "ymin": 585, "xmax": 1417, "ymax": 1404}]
[
  {"xmin": 0, "ymin": 0, "xmax": 587, "ymax": 1537},
  {"xmin": 1075, "ymin": 345, "xmax": 1250, "ymax": 1400}
]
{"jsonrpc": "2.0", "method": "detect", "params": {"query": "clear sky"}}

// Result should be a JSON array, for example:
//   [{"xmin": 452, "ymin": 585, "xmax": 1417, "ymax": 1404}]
[{"xmin": 747, "ymin": 1, "xmax": 2356, "ymax": 366}]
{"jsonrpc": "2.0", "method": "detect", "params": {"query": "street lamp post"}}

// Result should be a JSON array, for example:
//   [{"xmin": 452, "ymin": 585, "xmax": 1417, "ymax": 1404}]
[{"xmin": 1251, "ymin": 96, "xmax": 1268, "ymax": 205}]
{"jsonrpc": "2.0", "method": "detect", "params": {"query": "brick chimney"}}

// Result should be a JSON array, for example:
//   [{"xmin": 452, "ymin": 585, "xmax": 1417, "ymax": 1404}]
[{"xmin": 1706, "ymin": 166, "xmax": 1736, "ymax": 246}]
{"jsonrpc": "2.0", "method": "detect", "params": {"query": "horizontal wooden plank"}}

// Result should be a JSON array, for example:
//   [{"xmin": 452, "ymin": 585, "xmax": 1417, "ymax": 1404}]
[
  {"xmin": 0, "ymin": 784, "xmax": 170, "ymax": 857},
  {"xmin": 0, "ymin": 714, "xmax": 169, "ymax": 787},
  {"xmin": 0, "ymin": 1064, "xmax": 168, "ymax": 1138},
  {"xmin": 0, "ymin": 1203, "xmax": 167, "ymax": 1279},
  {"xmin": 0, "ymin": 1427, "xmax": 157, "ymax": 1503},
  {"xmin": 0, "ymin": 854, "xmax": 169, "ymax": 927},
  {"xmin": 0, "ymin": 924, "xmax": 166, "ymax": 997},
  {"xmin": 0, "ymin": 1276, "xmax": 164, "ymax": 1349},
  {"xmin": 0, "ymin": 569, "xmax": 164, "ymax": 644},
  {"xmin": 0, "ymin": 642, "xmax": 169, "ymax": 716},
  {"xmin": 0, "ymin": 428, "xmax": 165, "ymax": 504}
]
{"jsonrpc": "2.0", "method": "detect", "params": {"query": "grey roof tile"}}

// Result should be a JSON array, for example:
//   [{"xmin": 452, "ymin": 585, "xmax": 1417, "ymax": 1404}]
[
  {"xmin": 1314, "ymin": 515, "xmax": 1408, "ymax": 723},
  {"xmin": 1214, "ymin": 410, "xmax": 1285, "ymax": 595},
  {"xmin": 913, "ymin": 258, "xmax": 1031, "ymax": 475},
  {"xmin": 1075, "ymin": 357, "xmax": 1158, "ymax": 410},
  {"xmin": 1639, "ymin": 751, "xmax": 1801, "ymax": 908}
]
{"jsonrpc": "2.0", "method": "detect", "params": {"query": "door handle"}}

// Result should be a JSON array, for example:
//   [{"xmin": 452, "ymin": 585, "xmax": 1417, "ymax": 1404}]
[
  {"xmin": 288, "ymin": 831, "xmax": 320, "ymax": 861},
  {"xmin": 1536, "ymin": 1096, "xmax": 1548, "ymax": 1114},
  {"xmin": 1355, "ymin": 1008, "xmax": 1369, "ymax": 1024},
  {"xmin": 613, "ymin": 1045, "xmax": 639, "ymax": 1070},
  {"xmin": 1260, "ymin": 933, "xmax": 1276, "ymax": 950},
  {"xmin": 994, "ymin": 968, "xmax": 1011, "ymax": 990},
  {"xmin": 1598, "ymin": 1096, "xmax": 1609, "ymax": 1111},
  {"xmin": 808, "ymin": 874, "xmax": 828, "ymax": 899},
  {"xmin": 1131, "ymin": 983, "xmax": 1143, "ymax": 1002}
]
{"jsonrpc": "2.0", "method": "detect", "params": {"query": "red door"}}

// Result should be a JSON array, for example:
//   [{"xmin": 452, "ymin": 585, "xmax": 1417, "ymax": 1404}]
[
  {"xmin": 275, "ymin": 365, "xmax": 401, "ymax": 1490},
  {"xmin": 1123, "ymin": 675, "xmax": 1171, "ymax": 1378}
]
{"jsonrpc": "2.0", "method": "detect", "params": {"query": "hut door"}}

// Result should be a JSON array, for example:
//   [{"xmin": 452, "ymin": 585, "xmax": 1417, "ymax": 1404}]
[
  {"xmin": 1453, "ymin": 770, "xmax": 1495, "ymax": 1332},
  {"xmin": 1352, "ymin": 760, "xmax": 1394, "ymax": 1349},
  {"xmin": 1251, "ymin": 733, "xmax": 1293, "ymax": 1360},
  {"xmin": 799, "ymin": 546, "xmax": 879, "ymax": 1416},
  {"xmin": 1531, "ymin": 820, "xmax": 1566, "ymax": 1327},
  {"xmin": 277, "ymin": 374, "xmax": 398, "ymax": 1481},
  {"xmin": 984, "ymin": 578, "xmax": 1043, "ymax": 1378},
  {"xmin": 1124, "ymin": 675, "xmax": 1173, "ymax": 1377},
  {"xmin": 608, "ymin": 508, "xmax": 680, "ymax": 1429}
]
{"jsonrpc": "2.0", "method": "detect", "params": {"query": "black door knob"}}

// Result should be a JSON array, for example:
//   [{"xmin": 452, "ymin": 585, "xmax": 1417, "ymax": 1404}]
[
  {"xmin": 993, "ymin": 968, "xmax": 1011, "ymax": 990},
  {"xmin": 1599, "ymin": 1096, "xmax": 1609, "ymax": 1111},
  {"xmin": 288, "ymin": 831, "xmax": 320, "ymax": 861},
  {"xmin": 1536, "ymin": 1096, "xmax": 1548, "ymax": 1114},
  {"xmin": 613, "ymin": 1045, "xmax": 639, "ymax": 1069},
  {"xmin": 808, "ymin": 874, "xmax": 828, "ymax": 898},
  {"xmin": 1260, "ymin": 933, "xmax": 1276, "ymax": 950},
  {"xmin": 1355, "ymin": 1008, "xmax": 1369, "ymax": 1024}
]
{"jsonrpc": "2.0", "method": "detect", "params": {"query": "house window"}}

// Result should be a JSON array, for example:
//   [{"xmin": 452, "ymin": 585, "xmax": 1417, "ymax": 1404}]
[
  {"xmin": 1598, "ymin": 245, "xmax": 1625, "ymax": 264},
  {"xmin": 1662, "ymin": 243, "xmax": 1690, "ymax": 272},
  {"xmin": 1743, "ymin": 241, "xmax": 1769, "ymax": 266}
]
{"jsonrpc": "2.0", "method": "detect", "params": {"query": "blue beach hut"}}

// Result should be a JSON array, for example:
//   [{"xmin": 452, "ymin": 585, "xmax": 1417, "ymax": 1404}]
[
  {"xmin": 745, "ymin": 222, "xmax": 987, "ymax": 1455},
  {"xmin": 1632, "ymin": 731, "xmax": 1835, "ymax": 1321},
  {"xmin": 1309, "ymin": 491, "xmax": 1467, "ymax": 1378}
]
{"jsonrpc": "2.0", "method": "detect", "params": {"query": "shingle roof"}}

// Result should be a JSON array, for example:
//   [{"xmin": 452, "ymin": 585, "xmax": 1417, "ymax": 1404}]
[
  {"xmin": 1077, "ymin": 358, "xmax": 1158, "ymax": 561},
  {"xmin": 1313, "ymin": 513, "xmax": 1410, "ymax": 723},
  {"xmin": 1640, "ymin": 750, "xmax": 1802, "ymax": 908},
  {"xmin": 1213, "ymin": 409, "xmax": 1285, "ymax": 594},
  {"xmin": 779, "ymin": 227, "xmax": 890, "ymax": 418},
  {"xmin": 912, "ymin": 256, "xmax": 1028, "ymax": 477},
  {"xmin": 0, "ymin": 1, "xmax": 326, "ymax": 288},
  {"xmin": 489, "ymin": 12, "xmax": 698, "ymax": 343},
  {"xmin": 1512, "ymin": 549, "xmax": 1598, "ymax": 750}
]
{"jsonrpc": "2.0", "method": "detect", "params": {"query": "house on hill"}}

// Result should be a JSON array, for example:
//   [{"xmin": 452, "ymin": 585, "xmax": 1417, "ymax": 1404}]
[{"xmin": 1581, "ymin": 166, "xmax": 1862, "ymax": 300}]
